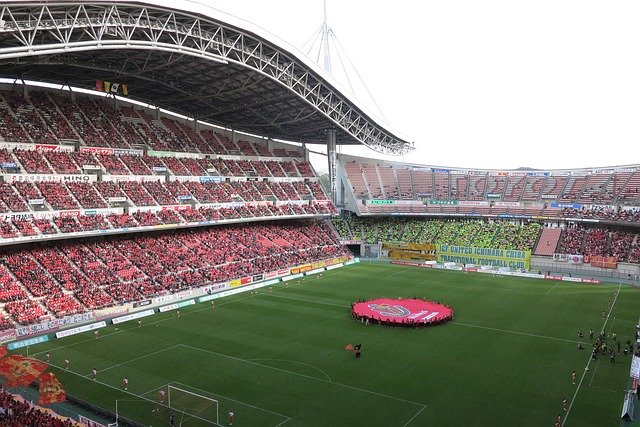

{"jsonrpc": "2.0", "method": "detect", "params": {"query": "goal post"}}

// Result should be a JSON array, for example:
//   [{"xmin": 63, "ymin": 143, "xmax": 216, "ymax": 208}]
[{"xmin": 167, "ymin": 384, "xmax": 219, "ymax": 426}]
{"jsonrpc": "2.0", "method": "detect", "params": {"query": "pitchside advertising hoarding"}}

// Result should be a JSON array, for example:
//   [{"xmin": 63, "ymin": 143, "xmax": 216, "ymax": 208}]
[{"xmin": 437, "ymin": 245, "xmax": 531, "ymax": 269}]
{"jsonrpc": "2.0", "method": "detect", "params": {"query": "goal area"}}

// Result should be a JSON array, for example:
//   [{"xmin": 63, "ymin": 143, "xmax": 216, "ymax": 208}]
[{"xmin": 167, "ymin": 384, "xmax": 219, "ymax": 426}]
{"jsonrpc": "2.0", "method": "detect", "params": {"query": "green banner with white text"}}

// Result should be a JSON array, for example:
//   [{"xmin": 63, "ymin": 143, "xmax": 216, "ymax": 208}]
[{"xmin": 436, "ymin": 245, "xmax": 531, "ymax": 269}]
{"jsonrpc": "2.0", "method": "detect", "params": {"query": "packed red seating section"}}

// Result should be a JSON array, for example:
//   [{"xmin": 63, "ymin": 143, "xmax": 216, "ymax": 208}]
[
  {"xmin": 0, "ymin": 200, "xmax": 333, "ymax": 239},
  {"xmin": 0, "ymin": 389, "xmax": 81, "ymax": 426},
  {"xmin": 0, "ymin": 89, "xmax": 307, "ymax": 159},
  {"xmin": 555, "ymin": 224, "xmax": 640, "ymax": 263},
  {"xmin": 0, "ymin": 221, "xmax": 348, "ymax": 326},
  {"xmin": 0, "ymin": 148, "xmax": 315, "ymax": 179}
]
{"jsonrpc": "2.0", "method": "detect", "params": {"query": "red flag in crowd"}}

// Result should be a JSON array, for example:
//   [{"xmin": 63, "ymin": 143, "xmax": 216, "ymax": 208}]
[
  {"xmin": 0, "ymin": 355, "xmax": 48, "ymax": 387},
  {"xmin": 37, "ymin": 372, "xmax": 66, "ymax": 405}
]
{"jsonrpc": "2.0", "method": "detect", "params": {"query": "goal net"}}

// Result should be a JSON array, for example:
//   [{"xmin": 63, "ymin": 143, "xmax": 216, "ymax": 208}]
[{"xmin": 167, "ymin": 384, "xmax": 219, "ymax": 426}]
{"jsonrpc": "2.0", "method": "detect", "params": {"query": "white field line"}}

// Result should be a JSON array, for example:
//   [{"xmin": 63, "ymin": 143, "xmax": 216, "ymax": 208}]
[
  {"xmin": 42, "ymin": 357, "xmax": 224, "ymax": 427},
  {"xmin": 178, "ymin": 344, "xmax": 426, "ymax": 409},
  {"xmin": 449, "ymin": 322, "xmax": 577, "ymax": 344},
  {"xmin": 97, "ymin": 344, "xmax": 181, "ymax": 373},
  {"xmin": 263, "ymin": 293, "xmax": 578, "ymax": 345},
  {"xmin": 402, "ymin": 404, "xmax": 427, "ymax": 427},
  {"xmin": 169, "ymin": 381, "xmax": 290, "ymax": 424},
  {"xmin": 562, "ymin": 284, "xmax": 621, "ymax": 426}
]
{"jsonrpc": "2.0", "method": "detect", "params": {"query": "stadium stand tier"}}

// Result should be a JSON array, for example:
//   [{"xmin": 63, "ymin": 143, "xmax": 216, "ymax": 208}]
[
  {"xmin": 0, "ymin": 89, "xmax": 336, "ymax": 243},
  {"xmin": 339, "ymin": 154, "xmax": 640, "ymax": 221},
  {"xmin": 333, "ymin": 215, "xmax": 640, "ymax": 266},
  {"xmin": 0, "ymin": 220, "xmax": 347, "ymax": 326}
]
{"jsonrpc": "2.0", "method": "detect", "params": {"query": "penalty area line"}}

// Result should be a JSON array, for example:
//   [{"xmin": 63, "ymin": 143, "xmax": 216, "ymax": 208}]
[
  {"xmin": 168, "ymin": 381, "xmax": 291, "ymax": 425},
  {"xmin": 178, "ymin": 344, "xmax": 426, "ymax": 409},
  {"xmin": 402, "ymin": 404, "xmax": 427, "ymax": 427},
  {"xmin": 97, "ymin": 344, "xmax": 181, "ymax": 373}
]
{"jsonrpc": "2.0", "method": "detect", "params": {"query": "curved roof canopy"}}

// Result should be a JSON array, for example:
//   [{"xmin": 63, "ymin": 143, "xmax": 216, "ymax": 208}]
[{"xmin": 0, "ymin": 1, "xmax": 413, "ymax": 154}]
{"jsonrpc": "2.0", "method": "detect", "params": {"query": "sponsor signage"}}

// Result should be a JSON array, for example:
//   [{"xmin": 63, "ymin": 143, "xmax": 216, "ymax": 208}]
[
  {"xmin": 430, "ymin": 200, "xmax": 458, "ymax": 205},
  {"xmin": 8, "ymin": 335, "xmax": 49, "ymax": 350},
  {"xmin": 148, "ymin": 150, "xmax": 202, "ymax": 159},
  {"xmin": 133, "ymin": 299, "xmax": 152, "ymax": 308},
  {"xmin": 55, "ymin": 321, "xmax": 107, "ymax": 338},
  {"xmin": 550, "ymin": 202, "xmax": 582, "ymax": 209},
  {"xmin": 486, "ymin": 194, "xmax": 502, "ymax": 198},
  {"xmin": 178, "ymin": 300, "xmax": 196, "ymax": 308},
  {"xmin": 290, "ymin": 264, "xmax": 312, "ymax": 274},
  {"xmin": 282, "ymin": 273, "xmax": 304, "ymax": 281},
  {"xmin": 431, "ymin": 168, "xmax": 449, "ymax": 173},
  {"xmin": 437, "ymin": 245, "xmax": 531, "ymax": 270},
  {"xmin": 35, "ymin": 144, "xmax": 73, "ymax": 152},
  {"xmin": 526, "ymin": 171, "xmax": 549, "ymax": 176},
  {"xmin": 114, "ymin": 148, "xmax": 143, "ymax": 156},
  {"xmin": 82, "ymin": 165, "xmax": 101, "ymax": 170},
  {"xmin": 0, "ymin": 162, "xmax": 17, "ymax": 169},
  {"xmin": 153, "ymin": 166, "xmax": 167, "ymax": 173},
  {"xmin": 28, "ymin": 199, "xmax": 44, "ymax": 205},
  {"xmin": 159, "ymin": 303, "xmax": 179, "ymax": 313},
  {"xmin": 153, "ymin": 295, "xmax": 174, "ymax": 304},
  {"xmin": 102, "ymin": 174, "xmax": 163, "ymax": 182},
  {"xmin": 458, "ymin": 201, "xmax": 488, "ymax": 206},
  {"xmin": 494, "ymin": 201, "xmax": 521, "ymax": 207},
  {"xmin": 178, "ymin": 195, "xmax": 193, "ymax": 200},
  {"xmin": 0, "ymin": 330, "xmax": 16, "ymax": 343},
  {"xmin": 365, "ymin": 200, "xmax": 394, "ymax": 205},
  {"xmin": 94, "ymin": 306, "xmax": 128, "ymax": 319},
  {"xmin": 80, "ymin": 146, "xmax": 114, "ymax": 155},
  {"xmin": 3, "ymin": 174, "xmax": 96, "ymax": 183},
  {"xmin": 112, "ymin": 309, "xmax": 154, "ymax": 325},
  {"xmin": 15, "ymin": 312, "xmax": 95, "ymax": 338},
  {"xmin": 108, "ymin": 197, "xmax": 128, "ymax": 203}
]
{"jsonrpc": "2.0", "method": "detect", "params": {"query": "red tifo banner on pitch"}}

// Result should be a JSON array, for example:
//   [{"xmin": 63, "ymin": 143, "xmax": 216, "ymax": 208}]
[{"xmin": 352, "ymin": 298, "xmax": 452, "ymax": 323}]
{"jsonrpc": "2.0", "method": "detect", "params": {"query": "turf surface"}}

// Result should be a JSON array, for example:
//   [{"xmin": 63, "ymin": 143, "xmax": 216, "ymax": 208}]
[{"xmin": 21, "ymin": 262, "xmax": 640, "ymax": 426}]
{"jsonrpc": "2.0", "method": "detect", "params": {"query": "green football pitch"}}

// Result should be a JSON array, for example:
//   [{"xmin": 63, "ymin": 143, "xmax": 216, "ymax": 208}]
[{"xmin": 22, "ymin": 262, "xmax": 640, "ymax": 426}]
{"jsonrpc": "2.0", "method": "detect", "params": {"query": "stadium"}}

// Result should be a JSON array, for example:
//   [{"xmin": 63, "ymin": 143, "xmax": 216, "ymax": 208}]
[{"xmin": 0, "ymin": 1, "xmax": 636, "ymax": 426}]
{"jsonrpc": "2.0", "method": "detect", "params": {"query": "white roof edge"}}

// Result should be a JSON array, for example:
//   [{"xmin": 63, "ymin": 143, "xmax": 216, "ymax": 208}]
[
  {"xmin": 138, "ymin": 0, "xmax": 413, "ymax": 145},
  {"xmin": 4, "ymin": 0, "xmax": 413, "ymax": 144}
]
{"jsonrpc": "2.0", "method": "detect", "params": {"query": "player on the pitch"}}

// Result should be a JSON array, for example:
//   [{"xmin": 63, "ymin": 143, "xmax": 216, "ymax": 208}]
[{"xmin": 152, "ymin": 389, "xmax": 166, "ymax": 413}]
